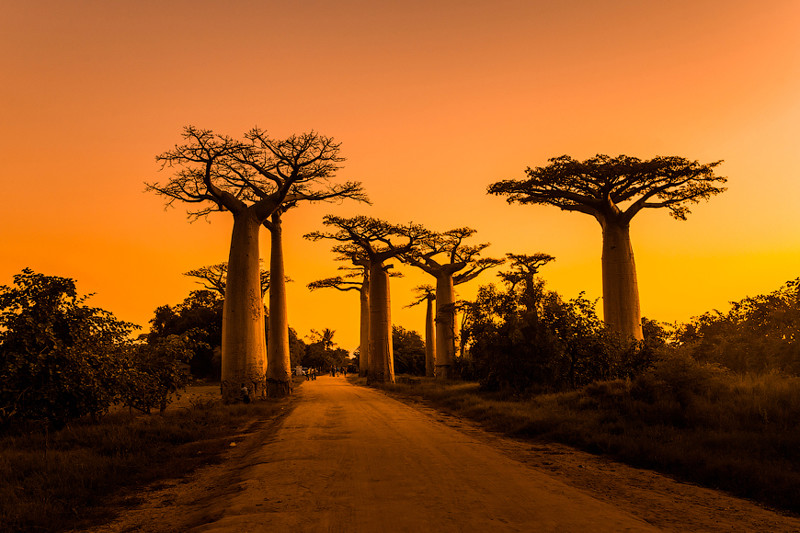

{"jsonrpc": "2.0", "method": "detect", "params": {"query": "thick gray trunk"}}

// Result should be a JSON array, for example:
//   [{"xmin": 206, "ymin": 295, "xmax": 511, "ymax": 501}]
[
  {"xmin": 425, "ymin": 296, "xmax": 436, "ymax": 377},
  {"xmin": 267, "ymin": 214, "xmax": 292, "ymax": 397},
  {"xmin": 221, "ymin": 212, "xmax": 267, "ymax": 402},
  {"xmin": 601, "ymin": 221, "xmax": 643, "ymax": 341},
  {"xmin": 359, "ymin": 278, "xmax": 370, "ymax": 377},
  {"xmin": 367, "ymin": 263, "xmax": 394, "ymax": 383},
  {"xmin": 434, "ymin": 274, "xmax": 455, "ymax": 379}
]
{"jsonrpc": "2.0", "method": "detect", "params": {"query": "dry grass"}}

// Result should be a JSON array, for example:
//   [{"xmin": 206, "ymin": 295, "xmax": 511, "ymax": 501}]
[
  {"xmin": 360, "ymin": 366, "xmax": 800, "ymax": 514},
  {"xmin": 0, "ymin": 382, "xmax": 300, "ymax": 532}
]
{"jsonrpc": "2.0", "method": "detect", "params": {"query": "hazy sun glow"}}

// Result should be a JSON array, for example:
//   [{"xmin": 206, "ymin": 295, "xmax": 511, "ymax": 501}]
[{"xmin": 2, "ymin": 1, "xmax": 799, "ymax": 350}]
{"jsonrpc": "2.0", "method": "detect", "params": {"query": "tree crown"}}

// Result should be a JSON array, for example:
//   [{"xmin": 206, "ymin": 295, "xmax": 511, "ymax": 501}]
[
  {"xmin": 147, "ymin": 126, "xmax": 368, "ymax": 221},
  {"xmin": 488, "ymin": 154, "xmax": 726, "ymax": 224},
  {"xmin": 401, "ymin": 226, "xmax": 504, "ymax": 283},
  {"xmin": 305, "ymin": 215, "xmax": 431, "ymax": 263}
]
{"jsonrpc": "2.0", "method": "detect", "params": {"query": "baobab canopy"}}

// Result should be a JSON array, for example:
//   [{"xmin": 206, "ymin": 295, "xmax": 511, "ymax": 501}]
[
  {"xmin": 489, "ymin": 155, "xmax": 726, "ymax": 223},
  {"xmin": 488, "ymin": 154, "xmax": 726, "ymax": 341}
]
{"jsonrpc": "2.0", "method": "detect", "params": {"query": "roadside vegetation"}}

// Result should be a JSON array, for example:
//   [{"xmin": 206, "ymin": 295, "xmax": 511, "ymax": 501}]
[
  {"xmin": 0, "ymin": 268, "xmax": 310, "ymax": 532},
  {"xmin": 361, "ymin": 275, "xmax": 800, "ymax": 514},
  {"xmin": 0, "ymin": 391, "xmax": 295, "ymax": 532}
]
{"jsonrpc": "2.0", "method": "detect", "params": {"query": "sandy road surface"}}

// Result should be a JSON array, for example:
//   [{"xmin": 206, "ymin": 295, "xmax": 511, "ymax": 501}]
[{"xmin": 87, "ymin": 377, "xmax": 800, "ymax": 532}]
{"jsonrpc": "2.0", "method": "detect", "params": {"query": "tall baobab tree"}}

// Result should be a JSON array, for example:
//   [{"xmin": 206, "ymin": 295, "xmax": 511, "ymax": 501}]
[
  {"xmin": 402, "ymin": 228, "xmax": 503, "ymax": 379},
  {"xmin": 184, "ymin": 262, "xmax": 271, "ymax": 298},
  {"xmin": 235, "ymin": 130, "xmax": 368, "ymax": 397},
  {"xmin": 308, "ymin": 251, "xmax": 372, "ymax": 376},
  {"xmin": 306, "ymin": 216, "xmax": 429, "ymax": 383},
  {"xmin": 488, "ymin": 155, "xmax": 726, "ymax": 341},
  {"xmin": 407, "ymin": 285, "xmax": 436, "ymax": 377},
  {"xmin": 147, "ymin": 126, "xmax": 363, "ymax": 401}
]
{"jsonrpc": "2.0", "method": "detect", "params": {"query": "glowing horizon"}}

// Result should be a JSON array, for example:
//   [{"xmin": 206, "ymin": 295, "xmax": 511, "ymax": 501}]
[{"xmin": 2, "ymin": 1, "xmax": 799, "ymax": 351}]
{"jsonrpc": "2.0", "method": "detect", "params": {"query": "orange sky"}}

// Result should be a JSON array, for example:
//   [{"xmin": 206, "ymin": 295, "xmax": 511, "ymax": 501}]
[{"xmin": 2, "ymin": 1, "xmax": 799, "ymax": 351}]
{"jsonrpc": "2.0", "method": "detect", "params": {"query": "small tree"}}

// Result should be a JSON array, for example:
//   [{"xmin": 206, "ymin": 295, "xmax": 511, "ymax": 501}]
[
  {"xmin": 119, "ymin": 334, "xmax": 193, "ymax": 414},
  {"xmin": 147, "ymin": 289, "xmax": 223, "ymax": 379},
  {"xmin": 392, "ymin": 326, "xmax": 426, "ymax": 376},
  {"xmin": 306, "ymin": 216, "xmax": 429, "ymax": 383},
  {"xmin": 489, "ymin": 155, "xmax": 726, "ymax": 341}
]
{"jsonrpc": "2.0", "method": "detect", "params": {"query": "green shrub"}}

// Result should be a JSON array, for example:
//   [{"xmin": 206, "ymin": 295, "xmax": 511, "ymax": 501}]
[{"xmin": 0, "ymin": 269, "xmax": 137, "ymax": 428}]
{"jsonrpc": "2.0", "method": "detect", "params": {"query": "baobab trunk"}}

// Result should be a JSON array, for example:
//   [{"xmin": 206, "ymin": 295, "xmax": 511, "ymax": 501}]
[
  {"xmin": 601, "ymin": 221, "xmax": 644, "ymax": 341},
  {"xmin": 359, "ymin": 278, "xmax": 370, "ymax": 377},
  {"xmin": 368, "ymin": 263, "xmax": 394, "ymax": 383},
  {"xmin": 434, "ymin": 274, "xmax": 456, "ymax": 379},
  {"xmin": 221, "ymin": 211, "xmax": 267, "ymax": 402},
  {"xmin": 266, "ymin": 213, "xmax": 292, "ymax": 397},
  {"xmin": 425, "ymin": 295, "xmax": 436, "ymax": 377}
]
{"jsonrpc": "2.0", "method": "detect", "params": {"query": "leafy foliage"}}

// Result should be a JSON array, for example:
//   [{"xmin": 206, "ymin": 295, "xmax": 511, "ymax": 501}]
[
  {"xmin": 460, "ymin": 259, "xmax": 656, "ymax": 392},
  {"xmin": 675, "ymin": 278, "xmax": 800, "ymax": 374},
  {"xmin": 0, "ymin": 270, "xmax": 197, "ymax": 429},
  {"xmin": 0, "ymin": 270, "xmax": 136, "ymax": 427},
  {"xmin": 147, "ymin": 290, "xmax": 223, "ymax": 379},
  {"xmin": 392, "ymin": 326, "xmax": 425, "ymax": 376},
  {"xmin": 118, "ymin": 335, "xmax": 194, "ymax": 413}
]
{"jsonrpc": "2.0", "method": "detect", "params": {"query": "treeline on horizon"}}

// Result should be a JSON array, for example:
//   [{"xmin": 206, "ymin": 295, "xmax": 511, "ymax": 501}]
[{"xmin": 1, "ymin": 255, "xmax": 798, "ymax": 429}]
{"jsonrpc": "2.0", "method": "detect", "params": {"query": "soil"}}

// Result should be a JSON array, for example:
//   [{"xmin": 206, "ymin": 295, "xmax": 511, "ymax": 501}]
[{"xmin": 80, "ymin": 377, "xmax": 800, "ymax": 532}]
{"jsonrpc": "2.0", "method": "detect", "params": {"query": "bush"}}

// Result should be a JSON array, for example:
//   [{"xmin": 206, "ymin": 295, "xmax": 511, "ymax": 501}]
[
  {"xmin": 0, "ymin": 269, "xmax": 137, "ymax": 428},
  {"xmin": 461, "ymin": 271, "xmax": 657, "ymax": 393},
  {"xmin": 676, "ymin": 277, "xmax": 800, "ymax": 374},
  {"xmin": 118, "ymin": 335, "xmax": 194, "ymax": 413},
  {"xmin": 0, "ymin": 269, "xmax": 195, "ymax": 430}
]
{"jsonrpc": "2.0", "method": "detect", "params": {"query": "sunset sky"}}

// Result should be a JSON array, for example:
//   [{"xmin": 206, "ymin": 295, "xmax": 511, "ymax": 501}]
[{"xmin": 2, "ymin": 1, "xmax": 799, "ymax": 351}]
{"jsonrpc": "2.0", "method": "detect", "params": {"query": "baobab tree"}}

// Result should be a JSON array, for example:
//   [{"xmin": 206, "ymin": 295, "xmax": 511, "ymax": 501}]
[
  {"xmin": 305, "ymin": 216, "xmax": 429, "ymax": 383},
  {"xmin": 184, "ymin": 262, "xmax": 271, "ymax": 298},
  {"xmin": 235, "ymin": 130, "xmax": 368, "ymax": 397},
  {"xmin": 407, "ymin": 285, "xmax": 436, "ymax": 377},
  {"xmin": 402, "ymin": 228, "xmax": 503, "ymax": 379},
  {"xmin": 147, "ymin": 126, "xmax": 363, "ymax": 401},
  {"xmin": 308, "ymin": 251, "xmax": 372, "ymax": 376},
  {"xmin": 489, "ymin": 155, "xmax": 726, "ymax": 341}
]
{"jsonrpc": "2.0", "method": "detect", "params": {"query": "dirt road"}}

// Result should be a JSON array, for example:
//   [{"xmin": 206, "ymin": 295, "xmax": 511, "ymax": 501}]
[{"xmin": 88, "ymin": 377, "xmax": 800, "ymax": 532}]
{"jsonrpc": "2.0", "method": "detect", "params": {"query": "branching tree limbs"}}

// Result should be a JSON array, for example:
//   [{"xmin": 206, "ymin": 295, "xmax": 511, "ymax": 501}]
[
  {"xmin": 237, "ymin": 132, "xmax": 368, "ymax": 397},
  {"xmin": 147, "ymin": 125, "xmax": 365, "ymax": 401},
  {"xmin": 401, "ymin": 228, "xmax": 503, "ymax": 378},
  {"xmin": 489, "ymin": 154, "xmax": 726, "ymax": 341},
  {"xmin": 407, "ymin": 285, "xmax": 436, "ymax": 377},
  {"xmin": 306, "ymin": 216, "xmax": 429, "ymax": 383},
  {"xmin": 184, "ymin": 262, "xmax": 272, "ymax": 298}
]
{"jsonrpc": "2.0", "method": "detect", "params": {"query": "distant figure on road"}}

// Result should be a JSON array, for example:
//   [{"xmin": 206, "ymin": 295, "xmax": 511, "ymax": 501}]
[{"xmin": 241, "ymin": 384, "xmax": 251, "ymax": 404}]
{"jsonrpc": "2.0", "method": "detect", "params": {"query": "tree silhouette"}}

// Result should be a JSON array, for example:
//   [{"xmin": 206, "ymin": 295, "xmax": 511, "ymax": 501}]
[
  {"xmin": 407, "ymin": 285, "xmax": 436, "ymax": 377},
  {"xmin": 147, "ymin": 126, "xmax": 363, "ymax": 401},
  {"xmin": 233, "ymin": 129, "xmax": 367, "ymax": 396},
  {"xmin": 310, "ymin": 328, "xmax": 337, "ymax": 351},
  {"xmin": 489, "ymin": 154, "xmax": 726, "ymax": 340},
  {"xmin": 402, "ymin": 228, "xmax": 503, "ymax": 378},
  {"xmin": 308, "ymin": 251, "xmax": 371, "ymax": 376},
  {"xmin": 306, "ymin": 216, "xmax": 429, "ymax": 383}
]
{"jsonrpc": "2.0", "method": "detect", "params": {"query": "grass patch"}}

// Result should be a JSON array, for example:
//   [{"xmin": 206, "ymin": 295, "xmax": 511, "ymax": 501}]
[
  {"xmin": 0, "ymin": 381, "xmax": 301, "ymax": 532},
  {"xmin": 356, "ymin": 366, "xmax": 800, "ymax": 514}
]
